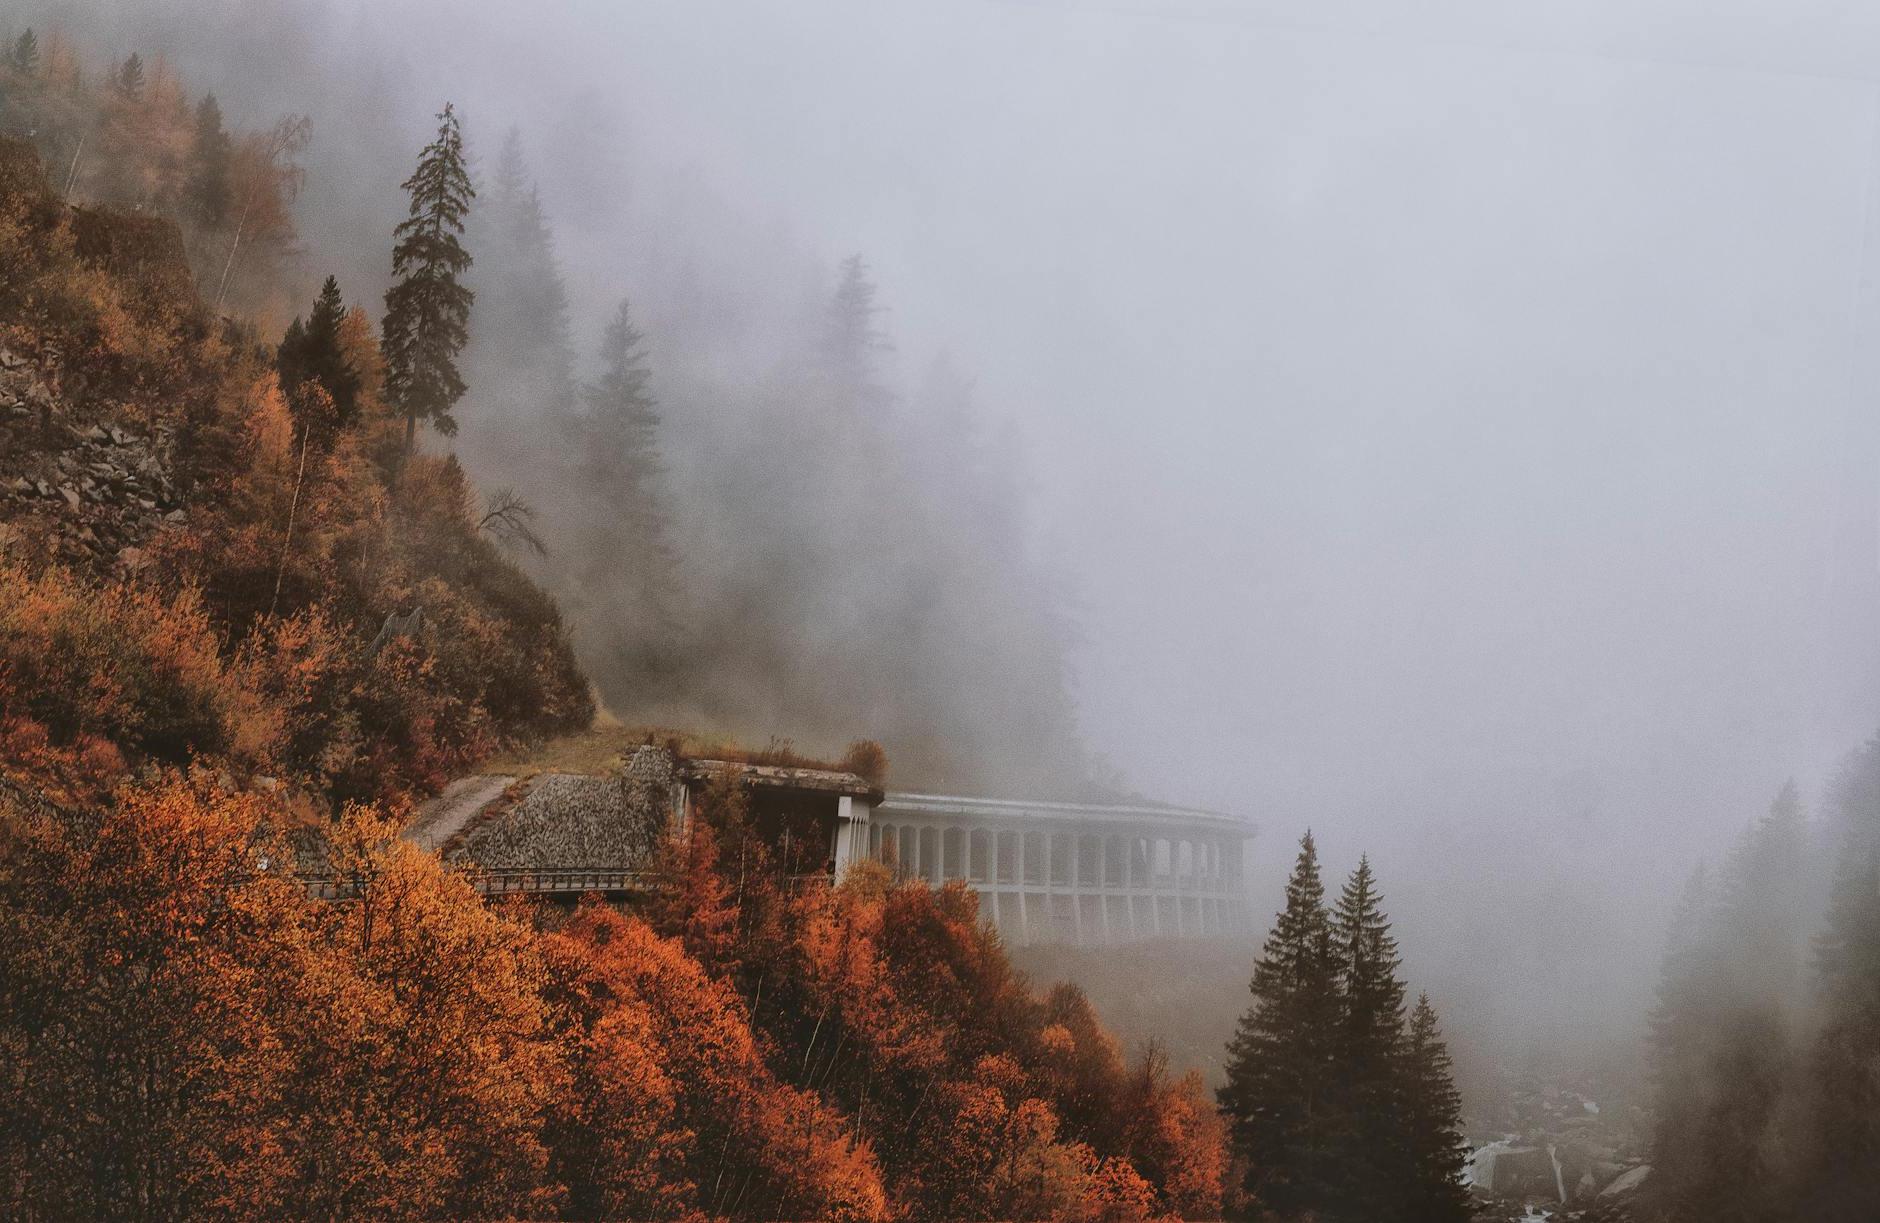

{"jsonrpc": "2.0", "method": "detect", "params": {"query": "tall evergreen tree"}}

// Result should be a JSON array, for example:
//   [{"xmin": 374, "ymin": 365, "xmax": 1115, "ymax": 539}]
[
  {"xmin": 1219, "ymin": 831, "xmax": 1344, "ymax": 1217},
  {"xmin": 824, "ymin": 253, "xmax": 891, "ymax": 386},
  {"xmin": 382, "ymin": 103, "xmax": 475, "ymax": 453},
  {"xmin": 1401, "ymin": 993, "xmax": 1470, "ymax": 1223},
  {"xmin": 462, "ymin": 128, "xmax": 575, "ymax": 431},
  {"xmin": 1647, "ymin": 863, "xmax": 1714, "ymax": 1207},
  {"xmin": 10, "ymin": 29, "xmax": 38, "ymax": 73},
  {"xmin": 572, "ymin": 297, "xmax": 679, "ymax": 667},
  {"xmin": 114, "ymin": 52, "xmax": 143, "ymax": 100},
  {"xmin": 1804, "ymin": 798, "xmax": 1880, "ymax": 1220},
  {"xmin": 1647, "ymin": 786, "xmax": 1810, "ymax": 1223},
  {"xmin": 1331, "ymin": 855, "xmax": 1410, "ymax": 1221},
  {"xmin": 186, "ymin": 93, "xmax": 231, "ymax": 229},
  {"xmin": 279, "ymin": 276, "xmax": 360, "ymax": 431}
]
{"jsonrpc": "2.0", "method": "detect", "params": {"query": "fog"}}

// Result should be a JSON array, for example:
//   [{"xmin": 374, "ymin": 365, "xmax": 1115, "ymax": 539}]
[{"xmin": 21, "ymin": 0, "xmax": 1880, "ymax": 1064}]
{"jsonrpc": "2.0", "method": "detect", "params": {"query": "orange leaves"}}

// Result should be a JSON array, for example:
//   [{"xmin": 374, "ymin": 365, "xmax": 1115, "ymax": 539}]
[
  {"xmin": 0, "ymin": 772, "xmax": 308, "ymax": 1217},
  {"xmin": 0, "ymin": 763, "xmax": 1224, "ymax": 1220},
  {"xmin": 290, "ymin": 812, "xmax": 563, "ymax": 1219},
  {"xmin": 0, "ymin": 772, "xmax": 570, "ymax": 1219},
  {"xmin": 0, "ymin": 560, "xmax": 266, "ymax": 800},
  {"xmin": 546, "ymin": 903, "xmax": 891, "ymax": 1221}
]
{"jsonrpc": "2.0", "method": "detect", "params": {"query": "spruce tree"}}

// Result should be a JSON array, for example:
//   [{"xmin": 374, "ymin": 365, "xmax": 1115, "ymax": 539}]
[
  {"xmin": 1332, "ymin": 855, "xmax": 1410, "ymax": 1221},
  {"xmin": 279, "ymin": 276, "xmax": 360, "ymax": 431},
  {"xmin": 824, "ymin": 253, "xmax": 891, "ymax": 384},
  {"xmin": 114, "ymin": 52, "xmax": 144, "ymax": 100},
  {"xmin": 1647, "ymin": 863, "xmax": 1714, "ymax": 1207},
  {"xmin": 10, "ymin": 29, "xmax": 38, "ymax": 73},
  {"xmin": 277, "ymin": 317, "xmax": 308, "ymax": 391},
  {"xmin": 571, "ymin": 297, "xmax": 679, "ymax": 675},
  {"xmin": 1805, "ymin": 843, "xmax": 1880, "ymax": 1220},
  {"xmin": 381, "ymin": 103, "xmax": 475, "ymax": 454},
  {"xmin": 462, "ymin": 129, "xmax": 574, "ymax": 431},
  {"xmin": 186, "ymin": 93, "xmax": 231, "ymax": 229},
  {"xmin": 1401, "ymin": 993, "xmax": 1470, "ymax": 1223},
  {"xmin": 1218, "ymin": 831, "xmax": 1344, "ymax": 1217}
]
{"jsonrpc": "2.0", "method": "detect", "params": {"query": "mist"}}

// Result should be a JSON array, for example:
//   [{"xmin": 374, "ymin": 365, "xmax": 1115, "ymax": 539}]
[{"xmin": 16, "ymin": 0, "xmax": 1880, "ymax": 1076}]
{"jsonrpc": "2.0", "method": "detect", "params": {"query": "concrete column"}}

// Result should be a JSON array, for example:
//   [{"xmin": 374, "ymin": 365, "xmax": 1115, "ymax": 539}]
[
  {"xmin": 833, "ymin": 796, "xmax": 871, "ymax": 877},
  {"xmin": 1016, "ymin": 830, "xmax": 1029, "ymax": 944},
  {"xmin": 1070, "ymin": 832, "xmax": 1084, "ymax": 945}
]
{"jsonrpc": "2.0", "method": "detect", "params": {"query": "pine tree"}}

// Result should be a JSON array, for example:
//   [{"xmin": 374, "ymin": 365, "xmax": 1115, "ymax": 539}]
[
  {"xmin": 186, "ymin": 93, "xmax": 231, "ymax": 229},
  {"xmin": 824, "ymin": 254, "xmax": 891, "ymax": 384},
  {"xmin": 1804, "ymin": 840, "xmax": 1880, "ymax": 1219},
  {"xmin": 1401, "ymin": 993, "xmax": 1470, "ymax": 1223},
  {"xmin": 1648, "ymin": 786, "xmax": 1810, "ymax": 1223},
  {"xmin": 578, "ymin": 297, "xmax": 677, "ymax": 631},
  {"xmin": 459, "ymin": 129, "xmax": 575, "ymax": 448},
  {"xmin": 279, "ymin": 276, "xmax": 361, "ymax": 432},
  {"xmin": 1332, "ymin": 855, "xmax": 1410, "ymax": 1221},
  {"xmin": 1647, "ymin": 863, "xmax": 1714, "ymax": 1207},
  {"xmin": 382, "ymin": 103, "xmax": 475, "ymax": 454},
  {"xmin": 10, "ymin": 29, "xmax": 38, "ymax": 73},
  {"xmin": 277, "ymin": 317, "xmax": 308, "ymax": 390},
  {"xmin": 1218, "ymin": 831, "xmax": 1344, "ymax": 1217},
  {"xmin": 114, "ymin": 52, "xmax": 144, "ymax": 100}
]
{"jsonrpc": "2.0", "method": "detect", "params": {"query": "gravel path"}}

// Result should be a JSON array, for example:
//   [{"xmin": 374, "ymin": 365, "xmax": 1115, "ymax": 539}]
[{"xmin": 405, "ymin": 774, "xmax": 515, "ymax": 854}]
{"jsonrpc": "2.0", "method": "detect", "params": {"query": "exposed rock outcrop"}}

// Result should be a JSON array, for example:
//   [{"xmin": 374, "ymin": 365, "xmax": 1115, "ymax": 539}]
[{"xmin": 0, "ymin": 346, "xmax": 185, "ymax": 571}]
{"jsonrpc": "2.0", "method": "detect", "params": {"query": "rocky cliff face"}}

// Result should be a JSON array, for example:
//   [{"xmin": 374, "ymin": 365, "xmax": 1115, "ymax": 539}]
[
  {"xmin": 0, "ymin": 344, "xmax": 184, "ymax": 572},
  {"xmin": 0, "ymin": 137, "xmax": 203, "ymax": 576}
]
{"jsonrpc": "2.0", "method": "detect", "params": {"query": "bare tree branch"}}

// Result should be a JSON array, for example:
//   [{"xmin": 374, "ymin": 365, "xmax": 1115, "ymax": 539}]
[{"xmin": 477, "ymin": 487, "xmax": 548, "ymax": 556}]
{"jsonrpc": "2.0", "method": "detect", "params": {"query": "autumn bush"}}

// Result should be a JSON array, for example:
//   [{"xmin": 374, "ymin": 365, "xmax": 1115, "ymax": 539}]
[
  {"xmin": 641, "ymin": 776, "xmax": 1231, "ymax": 1221},
  {"xmin": 0, "ymin": 775, "xmax": 565, "ymax": 1219},
  {"xmin": 0, "ymin": 559, "xmax": 273, "ymax": 802},
  {"xmin": 0, "ymin": 131, "xmax": 590, "ymax": 811}
]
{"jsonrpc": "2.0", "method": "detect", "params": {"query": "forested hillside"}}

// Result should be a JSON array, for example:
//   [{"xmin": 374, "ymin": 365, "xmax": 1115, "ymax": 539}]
[
  {"xmin": 0, "ymin": 6, "xmax": 1100, "ymax": 799},
  {"xmin": 0, "ymin": 29, "xmax": 1226, "ymax": 1221},
  {"xmin": 1644, "ymin": 761, "xmax": 1880, "ymax": 1222}
]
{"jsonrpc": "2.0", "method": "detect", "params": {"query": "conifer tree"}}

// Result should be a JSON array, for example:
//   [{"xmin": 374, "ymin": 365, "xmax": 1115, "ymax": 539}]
[
  {"xmin": 1647, "ymin": 863, "xmax": 1714, "ymax": 1204},
  {"xmin": 10, "ymin": 29, "xmax": 38, "ymax": 73},
  {"xmin": 1805, "ymin": 840, "xmax": 1880, "ymax": 1220},
  {"xmin": 186, "ymin": 93, "xmax": 231, "ymax": 229},
  {"xmin": 1218, "ymin": 831, "xmax": 1343, "ymax": 1217},
  {"xmin": 824, "ymin": 253, "xmax": 891, "ymax": 385},
  {"xmin": 459, "ymin": 128, "xmax": 574, "ymax": 447},
  {"xmin": 1331, "ymin": 855, "xmax": 1410, "ymax": 1220},
  {"xmin": 279, "ymin": 276, "xmax": 360, "ymax": 431},
  {"xmin": 114, "ymin": 52, "xmax": 143, "ymax": 100},
  {"xmin": 584, "ymin": 297, "xmax": 672, "ymax": 571},
  {"xmin": 381, "ymin": 103, "xmax": 475, "ymax": 454},
  {"xmin": 1401, "ymin": 993, "xmax": 1470, "ymax": 1223},
  {"xmin": 1647, "ymin": 786, "xmax": 1810, "ymax": 1222}
]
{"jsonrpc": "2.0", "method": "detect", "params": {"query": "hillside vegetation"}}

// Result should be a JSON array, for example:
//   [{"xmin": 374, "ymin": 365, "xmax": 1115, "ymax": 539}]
[
  {"xmin": 0, "ymin": 128, "xmax": 590, "ymax": 811},
  {"xmin": 0, "ymin": 33, "xmax": 1227, "ymax": 1222}
]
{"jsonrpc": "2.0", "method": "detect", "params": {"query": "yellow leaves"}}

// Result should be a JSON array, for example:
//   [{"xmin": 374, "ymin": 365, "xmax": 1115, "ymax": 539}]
[
  {"xmin": 1041, "ymin": 1021, "xmax": 1078, "ymax": 1059},
  {"xmin": 0, "ymin": 560, "xmax": 281, "ymax": 799}
]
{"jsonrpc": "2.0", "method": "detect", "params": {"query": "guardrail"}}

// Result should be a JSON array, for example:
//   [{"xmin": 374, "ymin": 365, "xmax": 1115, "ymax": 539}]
[{"xmin": 303, "ymin": 867, "xmax": 652, "ymax": 901}]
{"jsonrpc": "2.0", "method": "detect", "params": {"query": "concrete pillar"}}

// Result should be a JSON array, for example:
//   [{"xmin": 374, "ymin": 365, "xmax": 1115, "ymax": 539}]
[
  {"xmin": 1070, "ymin": 832, "xmax": 1084, "ymax": 945},
  {"xmin": 1015, "ymin": 831, "xmax": 1029, "ymax": 943},
  {"xmin": 833, "ymin": 796, "xmax": 871, "ymax": 877}
]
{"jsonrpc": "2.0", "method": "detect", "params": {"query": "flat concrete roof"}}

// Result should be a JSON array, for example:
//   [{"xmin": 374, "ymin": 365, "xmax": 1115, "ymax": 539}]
[
  {"xmin": 684, "ymin": 759, "xmax": 883, "ymax": 802},
  {"xmin": 878, "ymin": 791, "xmax": 1252, "ymax": 834}
]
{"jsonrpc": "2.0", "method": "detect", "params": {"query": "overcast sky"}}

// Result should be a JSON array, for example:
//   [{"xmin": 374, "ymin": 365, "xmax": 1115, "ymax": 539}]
[{"xmin": 30, "ymin": 0, "xmax": 1880, "ymax": 1047}]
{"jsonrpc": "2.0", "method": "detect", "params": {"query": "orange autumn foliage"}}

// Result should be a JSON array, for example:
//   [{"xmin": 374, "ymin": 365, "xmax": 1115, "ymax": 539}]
[
  {"xmin": 545, "ymin": 904, "xmax": 890, "ymax": 1222},
  {"xmin": 0, "ymin": 559, "xmax": 273, "ymax": 803}
]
